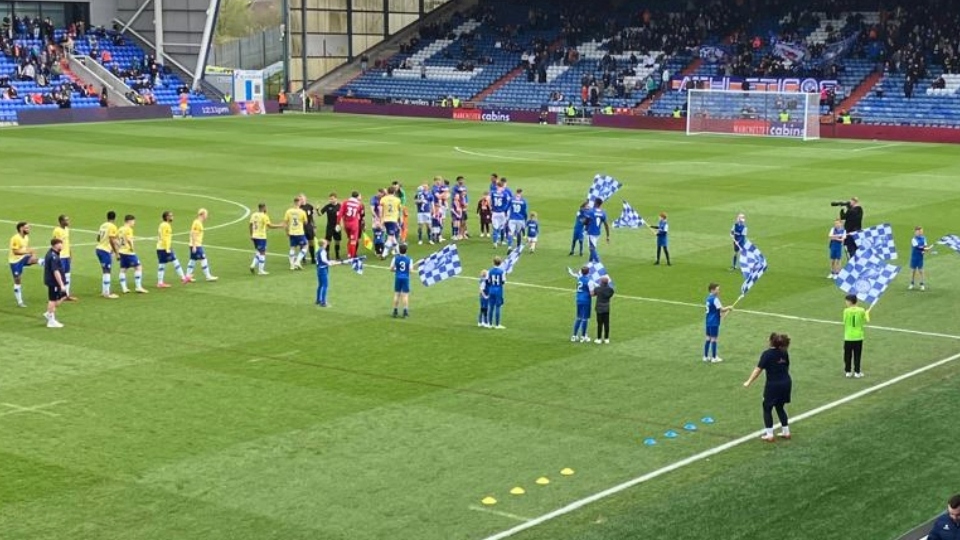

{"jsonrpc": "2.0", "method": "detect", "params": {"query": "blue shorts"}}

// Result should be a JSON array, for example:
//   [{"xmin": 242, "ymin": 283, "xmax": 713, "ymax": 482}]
[
  {"xmin": 190, "ymin": 247, "xmax": 206, "ymax": 261},
  {"xmin": 733, "ymin": 241, "xmax": 743, "ymax": 253},
  {"xmin": 657, "ymin": 237, "xmax": 668, "ymax": 247},
  {"xmin": 576, "ymin": 302, "xmax": 592, "ymax": 320},
  {"xmin": 829, "ymin": 244, "xmax": 842, "ymax": 260},
  {"xmin": 96, "ymin": 249, "xmax": 113, "ymax": 271},
  {"xmin": 487, "ymin": 292, "xmax": 503, "ymax": 306},
  {"xmin": 61, "ymin": 257, "xmax": 71, "ymax": 274},
  {"xmin": 119, "ymin": 254, "xmax": 141, "ymax": 269},
  {"xmin": 157, "ymin": 250, "xmax": 177, "ymax": 264},
  {"xmin": 394, "ymin": 277, "xmax": 410, "ymax": 293},
  {"xmin": 384, "ymin": 222, "xmax": 399, "ymax": 237},
  {"xmin": 479, "ymin": 296, "xmax": 489, "ymax": 309},
  {"xmin": 910, "ymin": 256, "xmax": 924, "ymax": 270},
  {"xmin": 706, "ymin": 325, "xmax": 720, "ymax": 338},
  {"xmin": 289, "ymin": 235, "xmax": 307, "ymax": 248},
  {"xmin": 9, "ymin": 254, "xmax": 32, "ymax": 278},
  {"xmin": 252, "ymin": 239, "xmax": 267, "ymax": 252}
]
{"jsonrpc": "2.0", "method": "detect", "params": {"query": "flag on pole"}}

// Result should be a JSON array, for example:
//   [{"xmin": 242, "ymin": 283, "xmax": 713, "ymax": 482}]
[
  {"xmin": 417, "ymin": 244, "xmax": 462, "ymax": 286},
  {"xmin": 850, "ymin": 223, "xmax": 897, "ymax": 260},
  {"xmin": 737, "ymin": 240, "xmax": 768, "ymax": 296},
  {"xmin": 612, "ymin": 200, "xmax": 646, "ymax": 229},
  {"xmin": 567, "ymin": 261, "xmax": 613, "ymax": 287},
  {"xmin": 586, "ymin": 174, "xmax": 622, "ymax": 204},
  {"xmin": 834, "ymin": 248, "xmax": 901, "ymax": 306},
  {"xmin": 502, "ymin": 245, "xmax": 524, "ymax": 274},
  {"xmin": 937, "ymin": 234, "xmax": 960, "ymax": 255}
]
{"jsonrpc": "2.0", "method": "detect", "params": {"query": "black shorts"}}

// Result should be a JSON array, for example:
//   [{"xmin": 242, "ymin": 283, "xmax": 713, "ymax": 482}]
[
  {"xmin": 325, "ymin": 228, "xmax": 342, "ymax": 242},
  {"xmin": 47, "ymin": 285, "xmax": 66, "ymax": 302},
  {"xmin": 763, "ymin": 381, "xmax": 792, "ymax": 406},
  {"xmin": 304, "ymin": 224, "xmax": 316, "ymax": 240}
]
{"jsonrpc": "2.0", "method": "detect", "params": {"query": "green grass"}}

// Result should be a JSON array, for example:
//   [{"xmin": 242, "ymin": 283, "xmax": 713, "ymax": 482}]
[{"xmin": 0, "ymin": 115, "xmax": 959, "ymax": 540}]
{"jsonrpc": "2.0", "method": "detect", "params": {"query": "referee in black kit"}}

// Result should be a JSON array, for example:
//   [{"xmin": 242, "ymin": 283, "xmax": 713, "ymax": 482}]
[
  {"xmin": 43, "ymin": 238, "xmax": 67, "ymax": 328},
  {"xmin": 839, "ymin": 196, "xmax": 863, "ymax": 257},
  {"xmin": 298, "ymin": 194, "xmax": 318, "ymax": 264}
]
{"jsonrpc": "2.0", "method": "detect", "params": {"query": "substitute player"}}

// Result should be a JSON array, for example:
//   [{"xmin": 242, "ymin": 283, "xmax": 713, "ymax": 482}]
[
  {"xmin": 157, "ymin": 210, "xmax": 188, "ymax": 287},
  {"xmin": 8, "ymin": 221, "xmax": 37, "ymax": 307},
  {"xmin": 390, "ymin": 243, "xmax": 412, "ymax": 318},
  {"xmin": 117, "ymin": 214, "xmax": 148, "ymax": 294},
  {"xmin": 338, "ymin": 191, "xmax": 364, "ymax": 259},
  {"xmin": 186, "ymin": 208, "xmax": 218, "ymax": 282},
  {"xmin": 95, "ymin": 211, "xmax": 120, "ymax": 299},
  {"xmin": 704, "ymin": 282, "xmax": 733, "ymax": 363},
  {"xmin": 51, "ymin": 214, "xmax": 77, "ymax": 300},
  {"xmin": 571, "ymin": 266, "xmax": 593, "ymax": 343},
  {"xmin": 909, "ymin": 226, "xmax": 932, "ymax": 291},
  {"xmin": 284, "ymin": 198, "xmax": 309, "ymax": 270},
  {"xmin": 380, "ymin": 186, "xmax": 402, "ymax": 256},
  {"xmin": 43, "ymin": 238, "xmax": 67, "ymax": 328},
  {"xmin": 249, "ymin": 203, "xmax": 283, "ymax": 275}
]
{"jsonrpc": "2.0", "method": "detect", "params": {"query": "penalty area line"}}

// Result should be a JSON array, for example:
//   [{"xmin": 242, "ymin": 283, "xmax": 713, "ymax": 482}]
[
  {"xmin": 469, "ymin": 505, "xmax": 532, "ymax": 523},
  {"xmin": 478, "ymin": 350, "xmax": 960, "ymax": 540}
]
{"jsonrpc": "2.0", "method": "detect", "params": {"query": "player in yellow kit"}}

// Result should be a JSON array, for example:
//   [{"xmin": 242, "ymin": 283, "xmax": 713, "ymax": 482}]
[
  {"xmin": 186, "ymin": 208, "xmax": 218, "ymax": 282},
  {"xmin": 8, "ymin": 221, "xmax": 38, "ymax": 307},
  {"xmin": 249, "ymin": 202, "xmax": 284, "ymax": 275},
  {"xmin": 95, "ymin": 211, "xmax": 120, "ymax": 299},
  {"xmin": 156, "ymin": 210, "xmax": 188, "ymax": 288},
  {"xmin": 51, "ymin": 214, "xmax": 78, "ymax": 301},
  {"xmin": 283, "ymin": 198, "xmax": 309, "ymax": 270},
  {"xmin": 117, "ymin": 214, "xmax": 148, "ymax": 294},
  {"xmin": 379, "ymin": 186, "xmax": 402, "ymax": 256}
]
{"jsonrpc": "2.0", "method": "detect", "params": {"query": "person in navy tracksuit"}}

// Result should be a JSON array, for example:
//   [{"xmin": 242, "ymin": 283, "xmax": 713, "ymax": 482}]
[{"xmin": 928, "ymin": 494, "xmax": 960, "ymax": 540}]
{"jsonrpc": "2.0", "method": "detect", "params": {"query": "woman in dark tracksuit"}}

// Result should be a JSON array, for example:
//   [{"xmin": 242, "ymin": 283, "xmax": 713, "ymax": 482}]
[
  {"xmin": 743, "ymin": 332, "xmax": 792, "ymax": 442},
  {"xmin": 593, "ymin": 276, "xmax": 614, "ymax": 344}
]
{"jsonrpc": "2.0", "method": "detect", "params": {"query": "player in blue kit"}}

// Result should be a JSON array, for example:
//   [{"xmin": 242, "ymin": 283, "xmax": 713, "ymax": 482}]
[
  {"xmin": 827, "ymin": 218, "xmax": 846, "ymax": 279},
  {"xmin": 390, "ymin": 244, "xmax": 412, "ymax": 318},
  {"xmin": 508, "ymin": 189, "xmax": 528, "ymax": 249},
  {"xmin": 585, "ymin": 199, "xmax": 610, "ymax": 263},
  {"xmin": 526, "ymin": 212, "xmax": 540, "ymax": 253},
  {"xmin": 704, "ymin": 282, "xmax": 733, "ymax": 363},
  {"xmin": 315, "ymin": 239, "xmax": 341, "ymax": 307},
  {"xmin": 569, "ymin": 201, "xmax": 589, "ymax": 256},
  {"xmin": 415, "ymin": 185, "xmax": 434, "ymax": 245},
  {"xmin": 477, "ymin": 269, "xmax": 489, "ymax": 327},
  {"xmin": 909, "ymin": 226, "xmax": 932, "ymax": 291},
  {"xmin": 490, "ymin": 183, "xmax": 511, "ymax": 248},
  {"xmin": 730, "ymin": 213, "xmax": 747, "ymax": 270},
  {"xmin": 486, "ymin": 256, "xmax": 506, "ymax": 329},
  {"xmin": 571, "ymin": 266, "xmax": 593, "ymax": 342}
]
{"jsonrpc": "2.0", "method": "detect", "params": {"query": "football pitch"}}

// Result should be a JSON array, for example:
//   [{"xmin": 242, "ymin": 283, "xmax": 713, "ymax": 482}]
[{"xmin": 1, "ymin": 114, "xmax": 959, "ymax": 540}]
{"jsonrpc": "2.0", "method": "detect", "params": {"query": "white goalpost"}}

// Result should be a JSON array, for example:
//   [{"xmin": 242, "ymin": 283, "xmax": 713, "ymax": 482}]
[{"xmin": 685, "ymin": 88, "xmax": 821, "ymax": 141}]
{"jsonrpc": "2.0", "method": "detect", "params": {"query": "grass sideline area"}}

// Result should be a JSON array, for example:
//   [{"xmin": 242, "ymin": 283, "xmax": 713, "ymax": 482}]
[{"xmin": 1, "ymin": 114, "xmax": 959, "ymax": 540}]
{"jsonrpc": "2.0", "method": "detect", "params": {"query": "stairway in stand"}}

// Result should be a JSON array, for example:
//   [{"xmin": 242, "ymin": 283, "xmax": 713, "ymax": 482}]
[
  {"xmin": 634, "ymin": 58, "xmax": 702, "ymax": 115},
  {"xmin": 837, "ymin": 69, "xmax": 883, "ymax": 113}
]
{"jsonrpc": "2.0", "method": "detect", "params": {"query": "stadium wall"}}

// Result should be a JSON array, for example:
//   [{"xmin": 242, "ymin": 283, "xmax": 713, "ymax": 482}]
[
  {"xmin": 17, "ymin": 105, "xmax": 172, "ymax": 126},
  {"xmin": 333, "ymin": 101, "xmax": 556, "ymax": 124}
]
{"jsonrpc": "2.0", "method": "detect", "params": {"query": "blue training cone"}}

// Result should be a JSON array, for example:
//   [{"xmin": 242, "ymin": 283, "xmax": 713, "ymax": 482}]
[
  {"xmin": 664, "ymin": 430, "xmax": 679, "ymax": 439},
  {"xmin": 643, "ymin": 438, "xmax": 657, "ymax": 446},
  {"xmin": 683, "ymin": 423, "xmax": 698, "ymax": 431},
  {"xmin": 701, "ymin": 416, "xmax": 715, "ymax": 425}
]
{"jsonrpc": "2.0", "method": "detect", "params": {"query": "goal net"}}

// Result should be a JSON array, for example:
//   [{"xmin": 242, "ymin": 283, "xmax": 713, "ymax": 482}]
[{"xmin": 685, "ymin": 88, "xmax": 821, "ymax": 140}]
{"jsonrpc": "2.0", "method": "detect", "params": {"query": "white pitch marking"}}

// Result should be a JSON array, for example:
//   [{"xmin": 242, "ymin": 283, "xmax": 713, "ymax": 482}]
[
  {"xmin": 850, "ymin": 142, "xmax": 902, "ymax": 152},
  {"xmin": 479, "ymin": 351, "xmax": 960, "ymax": 540},
  {"xmin": 468, "ymin": 505, "xmax": 532, "ymax": 523},
  {"xmin": 0, "ymin": 400, "xmax": 67, "ymax": 418},
  {"xmin": 177, "ymin": 242, "xmax": 960, "ymax": 341}
]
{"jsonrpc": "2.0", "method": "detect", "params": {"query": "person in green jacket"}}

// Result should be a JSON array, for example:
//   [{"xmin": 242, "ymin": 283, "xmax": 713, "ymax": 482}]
[{"xmin": 843, "ymin": 294, "xmax": 870, "ymax": 378}]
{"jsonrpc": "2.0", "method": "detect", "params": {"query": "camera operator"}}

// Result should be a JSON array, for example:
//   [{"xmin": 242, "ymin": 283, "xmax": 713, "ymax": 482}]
[{"xmin": 831, "ymin": 197, "xmax": 862, "ymax": 256}]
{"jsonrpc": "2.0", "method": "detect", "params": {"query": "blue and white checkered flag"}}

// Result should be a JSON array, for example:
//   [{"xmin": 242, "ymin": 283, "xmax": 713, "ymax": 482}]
[
  {"xmin": 738, "ymin": 240, "xmax": 768, "ymax": 296},
  {"xmin": 417, "ymin": 244, "xmax": 462, "ymax": 286},
  {"xmin": 835, "ymin": 248, "xmax": 901, "ymax": 306},
  {"xmin": 937, "ymin": 234, "xmax": 960, "ymax": 255},
  {"xmin": 850, "ymin": 223, "xmax": 897, "ymax": 260},
  {"xmin": 612, "ymin": 200, "xmax": 646, "ymax": 229},
  {"xmin": 347, "ymin": 256, "xmax": 366, "ymax": 274},
  {"xmin": 567, "ymin": 261, "xmax": 613, "ymax": 287},
  {"xmin": 586, "ymin": 174, "xmax": 622, "ymax": 204},
  {"xmin": 502, "ymin": 244, "xmax": 524, "ymax": 274}
]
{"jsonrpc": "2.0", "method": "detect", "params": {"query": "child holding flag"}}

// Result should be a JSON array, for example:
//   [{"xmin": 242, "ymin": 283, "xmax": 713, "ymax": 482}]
[{"xmin": 909, "ymin": 226, "xmax": 932, "ymax": 291}]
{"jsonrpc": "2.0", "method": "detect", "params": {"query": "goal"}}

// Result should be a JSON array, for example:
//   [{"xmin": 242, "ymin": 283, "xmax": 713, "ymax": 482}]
[{"xmin": 685, "ymin": 88, "xmax": 821, "ymax": 141}]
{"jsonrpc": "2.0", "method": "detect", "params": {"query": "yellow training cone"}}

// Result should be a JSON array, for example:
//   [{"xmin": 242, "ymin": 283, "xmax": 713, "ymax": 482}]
[
  {"xmin": 535, "ymin": 477, "xmax": 550, "ymax": 485},
  {"xmin": 560, "ymin": 468, "xmax": 575, "ymax": 476},
  {"xmin": 510, "ymin": 487, "xmax": 525, "ymax": 495},
  {"xmin": 481, "ymin": 496, "xmax": 497, "ymax": 506}
]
